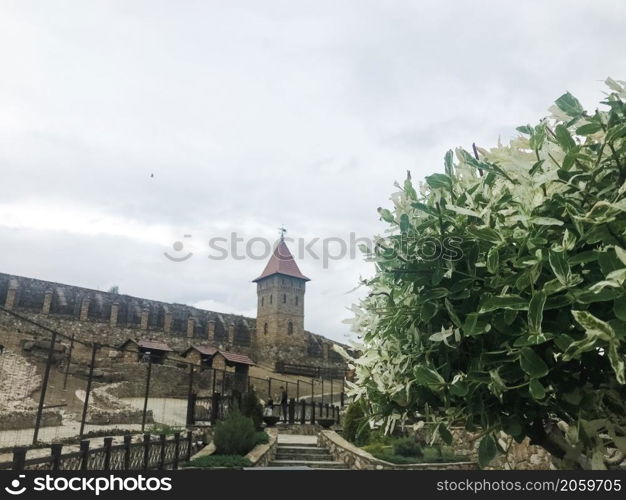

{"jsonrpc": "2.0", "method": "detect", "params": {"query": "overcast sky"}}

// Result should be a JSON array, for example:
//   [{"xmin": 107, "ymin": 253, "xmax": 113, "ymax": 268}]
[{"xmin": 0, "ymin": 0, "xmax": 625, "ymax": 343}]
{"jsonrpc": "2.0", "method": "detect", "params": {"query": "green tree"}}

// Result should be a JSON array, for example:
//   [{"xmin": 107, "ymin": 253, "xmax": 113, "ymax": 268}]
[
  {"xmin": 341, "ymin": 79, "xmax": 626, "ymax": 469},
  {"xmin": 240, "ymin": 389, "xmax": 264, "ymax": 430}
]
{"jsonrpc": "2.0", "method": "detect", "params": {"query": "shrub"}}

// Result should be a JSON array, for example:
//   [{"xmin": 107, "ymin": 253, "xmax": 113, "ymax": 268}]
[
  {"xmin": 341, "ymin": 79, "xmax": 626, "ymax": 469},
  {"xmin": 240, "ymin": 389, "xmax": 264, "ymax": 430},
  {"xmin": 146, "ymin": 424, "xmax": 184, "ymax": 436},
  {"xmin": 213, "ymin": 410, "xmax": 256, "ymax": 455},
  {"xmin": 342, "ymin": 401, "xmax": 370, "ymax": 446},
  {"xmin": 362, "ymin": 442, "xmax": 392, "ymax": 456},
  {"xmin": 255, "ymin": 431, "xmax": 269, "ymax": 445},
  {"xmin": 185, "ymin": 455, "xmax": 252, "ymax": 469},
  {"xmin": 392, "ymin": 437, "xmax": 423, "ymax": 458}
]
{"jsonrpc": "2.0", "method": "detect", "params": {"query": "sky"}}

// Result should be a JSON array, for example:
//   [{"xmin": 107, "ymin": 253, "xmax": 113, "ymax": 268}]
[{"xmin": 0, "ymin": 0, "xmax": 625, "ymax": 344}]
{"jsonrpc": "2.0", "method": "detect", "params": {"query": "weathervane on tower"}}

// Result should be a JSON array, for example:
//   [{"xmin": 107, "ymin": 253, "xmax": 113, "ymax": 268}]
[{"xmin": 278, "ymin": 225, "xmax": 287, "ymax": 241}]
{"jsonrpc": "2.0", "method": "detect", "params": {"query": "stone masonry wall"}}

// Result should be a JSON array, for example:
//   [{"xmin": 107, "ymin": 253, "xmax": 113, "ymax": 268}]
[{"xmin": 0, "ymin": 272, "xmax": 346, "ymax": 370}]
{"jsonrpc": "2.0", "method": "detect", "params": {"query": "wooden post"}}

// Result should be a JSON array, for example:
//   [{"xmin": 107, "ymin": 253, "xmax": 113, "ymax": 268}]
[
  {"xmin": 186, "ymin": 392, "xmax": 197, "ymax": 426},
  {"xmin": 310, "ymin": 400, "xmax": 315, "ymax": 424},
  {"xmin": 79, "ymin": 343, "xmax": 99, "ymax": 438},
  {"xmin": 325, "ymin": 403, "xmax": 329, "ymax": 418},
  {"xmin": 300, "ymin": 400, "xmax": 306, "ymax": 424},
  {"xmin": 186, "ymin": 364, "xmax": 195, "ymax": 426},
  {"xmin": 186, "ymin": 431, "xmax": 193, "ymax": 462},
  {"xmin": 268, "ymin": 378, "xmax": 272, "ymax": 399},
  {"xmin": 296, "ymin": 380, "xmax": 300, "ymax": 400},
  {"xmin": 173, "ymin": 432, "xmax": 181, "ymax": 470},
  {"xmin": 123, "ymin": 434, "xmax": 131, "ymax": 470},
  {"xmin": 62, "ymin": 331, "xmax": 75, "ymax": 390},
  {"xmin": 142, "ymin": 434, "xmax": 151, "ymax": 470},
  {"xmin": 335, "ymin": 405, "xmax": 340, "ymax": 424},
  {"xmin": 341, "ymin": 391, "xmax": 345, "ymax": 407},
  {"xmin": 33, "ymin": 329, "xmax": 58, "ymax": 444},
  {"xmin": 159, "ymin": 434, "xmax": 166, "ymax": 470},
  {"xmin": 12, "ymin": 447, "xmax": 26, "ymax": 471},
  {"xmin": 210, "ymin": 392, "xmax": 220, "ymax": 425},
  {"xmin": 79, "ymin": 440, "xmax": 90, "ymax": 471},
  {"xmin": 51, "ymin": 443, "xmax": 62, "ymax": 471},
  {"xmin": 103, "ymin": 437, "xmax": 113, "ymax": 470},
  {"xmin": 321, "ymin": 378, "xmax": 324, "ymax": 405},
  {"xmin": 330, "ymin": 378, "xmax": 333, "ymax": 405},
  {"xmin": 141, "ymin": 356, "xmax": 153, "ymax": 432},
  {"xmin": 288, "ymin": 398, "xmax": 295, "ymax": 424}
]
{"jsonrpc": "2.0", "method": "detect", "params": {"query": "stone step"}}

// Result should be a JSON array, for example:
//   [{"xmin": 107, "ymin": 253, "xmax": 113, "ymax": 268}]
[
  {"xmin": 278, "ymin": 443, "xmax": 321, "ymax": 450},
  {"xmin": 276, "ymin": 453, "xmax": 334, "ymax": 461},
  {"xmin": 276, "ymin": 445, "xmax": 328, "ymax": 453},
  {"xmin": 268, "ymin": 460, "xmax": 348, "ymax": 469}
]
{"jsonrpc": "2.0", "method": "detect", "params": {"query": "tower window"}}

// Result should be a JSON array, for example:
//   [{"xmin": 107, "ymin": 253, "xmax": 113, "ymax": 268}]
[
  {"xmin": 283, "ymin": 293, "xmax": 286, "ymax": 303},
  {"xmin": 295, "ymin": 296, "xmax": 299, "ymax": 306},
  {"xmin": 270, "ymin": 294, "xmax": 273, "ymax": 304},
  {"xmin": 261, "ymin": 297, "xmax": 264, "ymax": 306},
  {"xmin": 264, "ymin": 322, "xmax": 268, "ymax": 335},
  {"xmin": 288, "ymin": 321, "xmax": 293, "ymax": 335}
]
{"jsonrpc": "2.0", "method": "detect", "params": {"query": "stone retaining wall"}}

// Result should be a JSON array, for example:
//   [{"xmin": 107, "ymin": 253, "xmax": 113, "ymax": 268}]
[{"xmin": 318, "ymin": 430, "xmax": 478, "ymax": 470}]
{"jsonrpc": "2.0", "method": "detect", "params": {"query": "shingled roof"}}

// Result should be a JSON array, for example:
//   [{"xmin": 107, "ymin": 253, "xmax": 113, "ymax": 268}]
[
  {"xmin": 120, "ymin": 339, "xmax": 173, "ymax": 352},
  {"xmin": 252, "ymin": 239, "xmax": 310, "ymax": 282},
  {"xmin": 181, "ymin": 345, "xmax": 218, "ymax": 357},
  {"xmin": 219, "ymin": 350, "xmax": 256, "ymax": 366}
]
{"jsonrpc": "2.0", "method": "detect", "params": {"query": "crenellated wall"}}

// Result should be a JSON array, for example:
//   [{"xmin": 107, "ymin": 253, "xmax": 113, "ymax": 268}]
[{"xmin": 0, "ymin": 272, "xmax": 346, "ymax": 369}]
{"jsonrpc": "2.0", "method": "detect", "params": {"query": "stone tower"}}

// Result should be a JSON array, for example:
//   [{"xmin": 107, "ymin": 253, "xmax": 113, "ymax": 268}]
[{"xmin": 253, "ymin": 237, "xmax": 309, "ymax": 359}]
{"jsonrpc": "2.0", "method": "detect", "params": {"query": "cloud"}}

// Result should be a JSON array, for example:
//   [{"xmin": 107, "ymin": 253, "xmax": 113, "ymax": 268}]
[{"xmin": 0, "ymin": 0, "xmax": 625, "ymax": 342}]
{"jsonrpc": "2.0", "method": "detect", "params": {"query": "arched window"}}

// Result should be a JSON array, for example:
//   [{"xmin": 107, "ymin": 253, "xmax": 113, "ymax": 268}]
[
  {"xmin": 295, "ymin": 296, "xmax": 299, "ymax": 306},
  {"xmin": 283, "ymin": 293, "xmax": 286, "ymax": 303},
  {"xmin": 288, "ymin": 321, "xmax": 293, "ymax": 335},
  {"xmin": 264, "ymin": 322, "xmax": 268, "ymax": 335}
]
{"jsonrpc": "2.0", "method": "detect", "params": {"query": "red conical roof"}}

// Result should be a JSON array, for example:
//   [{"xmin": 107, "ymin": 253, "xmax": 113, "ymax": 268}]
[{"xmin": 253, "ymin": 239, "xmax": 310, "ymax": 282}]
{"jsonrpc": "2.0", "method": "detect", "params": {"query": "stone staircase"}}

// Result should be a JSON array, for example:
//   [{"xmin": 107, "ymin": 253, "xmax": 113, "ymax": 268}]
[{"xmin": 269, "ymin": 442, "xmax": 348, "ymax": 469}]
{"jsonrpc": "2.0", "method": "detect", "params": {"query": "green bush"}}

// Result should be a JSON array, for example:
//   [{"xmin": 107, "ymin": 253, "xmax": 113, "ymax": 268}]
[
  {"xmin": 362, "ymin": 442, "xmax": 393, "ymax": 456},
  {"xmin": 240, "ymin": 389, "xmax": 264, "ymax": 430},
  {"xmin": 213, "ymin": 410, "xmax": 256, "ymax": 455},
  {"xmin": 392, "ymin": 437, "xmax": 423, "ymax": 458},
  {"xmin": 185, "ymin": 454, "xmax": 252, "ymax": 469},
  {"xmin": 255, "ymin": 431, "xmax": 269, "ymax": 445},
  {"xmin": 342, "ymin": 401, "xmax": 370, "ymax": 446},
  {"xmin": 343, "ymin": 79, "xmax": 626, "ymax": 469}
]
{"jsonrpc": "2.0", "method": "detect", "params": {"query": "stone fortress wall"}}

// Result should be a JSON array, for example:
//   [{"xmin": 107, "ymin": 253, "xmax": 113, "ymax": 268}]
[{"xmin": 0, "ymin": 272, "xmax": 346, "ymax": 368}]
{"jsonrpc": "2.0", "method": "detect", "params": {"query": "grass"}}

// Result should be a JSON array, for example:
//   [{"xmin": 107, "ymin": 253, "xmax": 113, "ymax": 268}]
[
  {"xmin": 184, "ymin": 455, "xmax": 252, "ymax": 469},
  {"xmin": 146, "ymin": 423, "xmax": 186, "ymax": 436},
  {"xmin": 362, "ymin": 437, "xmax": 468, "ymax": 464}
]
